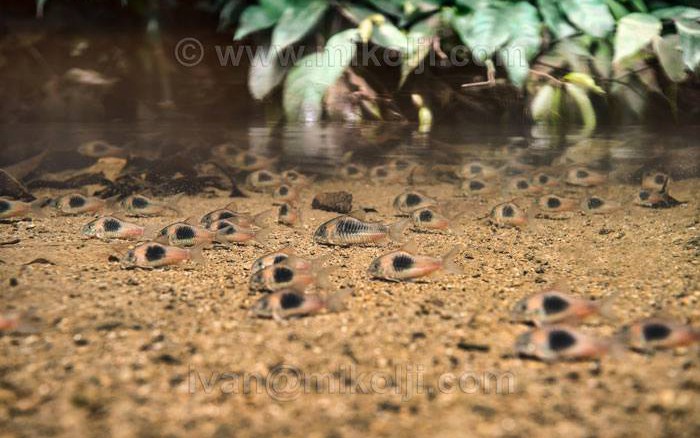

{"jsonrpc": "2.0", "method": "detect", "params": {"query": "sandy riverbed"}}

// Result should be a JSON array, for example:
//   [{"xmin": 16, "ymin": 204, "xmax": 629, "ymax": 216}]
[{"xmin": 1, "ymin": 176, "xmax": 699, "ymax": 438}]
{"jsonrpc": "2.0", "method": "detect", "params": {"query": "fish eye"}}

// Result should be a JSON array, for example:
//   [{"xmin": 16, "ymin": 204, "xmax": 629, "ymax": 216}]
[
  {"xmin": 347, "ymin": 166, "xmax": 358, "ymax": 175},
  {"xmin": 639, "ymin": 190, "xmax": 650, "ymax": 201},
  {"xmin": 654, "ymin": 174, "xmax": 666, "ymax": 185},
  {"xmin": 576, "ymin": 169, "xmax": 589, "ymax": 179},
  {"xmin": 538, "ymin": 174, "xmax": 548, "ymax": 184},
  {"xmin": 516, "ymin": 180, "xmax": 528, "ymax": 189},
  {"xmin": 513, "ymin": 300, "xmax": 528, "ymax": 313},
  {"xmin": 501, "ymin": 205, "xmax": 515, "ymax": 217},
  {"xmin": 470, "ymin": 165, "xmax": 482, "ymax": 174}
]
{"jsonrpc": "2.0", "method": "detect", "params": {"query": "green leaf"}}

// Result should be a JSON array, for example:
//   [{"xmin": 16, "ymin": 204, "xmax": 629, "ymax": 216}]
[
  {"xmin": 500, "ymin": 2, "xmax": 541, "ymax": 87},
  {"xmin": 401, "ymin": 15, "xmax": 440, "ymax": 86},
  {"xmin": 592, "ymin": 41, "xmax": 612, "ymax": 78},
  {"xmin": 613, "ymin": 13, "xmax": 661, "ymax": 64},
  {"xmin": 371, "ymin": 22, "xmax": 408, "ymax": 52},
  {"xmin": 452, "ymin": 6, "xmax": 510, "ymax": 60},
  {"xmin": 537, "ymin": 0, "xmax": 577, "ymax": 38},
  {"xmin": 560, "ymin": 0, "xmax": 615, "ymax": 38},
  {"xmin": 218, "ymin": 0, "xmax": 244, "ymax": 32},
  {"xmin": 604, "ymin": 0, "xmax": 629, "ymax": 20},
  {"xmin": 652, "ymin": 34, "xmax": 687, "ymax": 83},
  {"xmin": 676, "ymin": 18, "xmax": 700, "ymax": 73},
  {"xmin": 234, "ymin": 5, "xmax": 281, "ymax": 40},
  {"xmin": 565, "ymin": 83, "xmax": 596, "ymax": 135},
  {"xmin": 366, "ymin": 0, "xmax": 403, "ymax": 17},
  {"xmin": 455, "ymin": 0, "xmax": 491, "ymax": 9},
  {"xmin": 530, "ymin": 84, "xmax": 555, "ymax": 121},
  {"xmin": 271, "ymin": 0, "xmax": 329, "ymax": 49},
  {"xmin": 283, "ymin": 29, "xmax": 359, "ymax": 123},
  {"xmin": 652, "ymin": 6, "xmax": 700, "ymax": 21},
  {"xmin": 248, "ymin": 47, "xmax": 288, "ymax": 100},
  {"xmin": 628, "ymin": 0, "xmax": 647, "ymax": 13},
  {"xmin": 338, "ymin": 3, "xmax": 375, "ymax": 24},
  {"xmin": 563, "ymin": 72, "xmax": 605, "ymax": 94}
]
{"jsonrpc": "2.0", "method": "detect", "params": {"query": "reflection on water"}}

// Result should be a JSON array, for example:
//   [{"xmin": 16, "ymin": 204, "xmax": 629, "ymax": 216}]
[{"xmin": 1, "ymin": 123, "xmax": 699, "ymax": 184}]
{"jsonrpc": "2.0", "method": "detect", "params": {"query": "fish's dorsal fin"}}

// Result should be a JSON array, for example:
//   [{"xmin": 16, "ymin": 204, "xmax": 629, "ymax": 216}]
[{"xmin": 347, "ymin": 210, "xmax": 367, "ymax": 221}]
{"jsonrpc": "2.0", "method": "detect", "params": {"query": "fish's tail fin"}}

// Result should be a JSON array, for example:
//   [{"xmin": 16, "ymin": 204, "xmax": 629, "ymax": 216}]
[
  {"xmin": 597, "ymin": 291, "xmax": 619, "ymax": 321},
  {"xmin": 30, "ymin": 197, "xmax": 49, "ymax": 217},
  {"xmin": 389, "ymin": 218, "xmax": 411, "ymax": 242},
  {"xmin": 442, "ymin": 245, "xmax": 464, "ymax": 275},
  {"xmin": 143, "ymin": 224, "xmax": 164, "ymax": 240},
  {"xmin": 252, "ymin": 209, "xmax": 275, "ymax": 228},
  {"xmin": 102, "ymin": 194, "xmax": 121, "ymax": 214},
  {"xmin": 188, "ymin": 244, "xmax": 206, "ymax": 265},
  {"xmin": 165, "ymin": 193, "xmax": 185, "ymax": 215},
  {"xmin": 253, "ymin": 228, "xmax": 272, "ymax": 247},
  {"xmin": 325, "ymin": 288, "xmax": 354, "ymax": 312},
  {"xmin": 313, "ymin": 266, "xmax": 337, "ymax": 291}
]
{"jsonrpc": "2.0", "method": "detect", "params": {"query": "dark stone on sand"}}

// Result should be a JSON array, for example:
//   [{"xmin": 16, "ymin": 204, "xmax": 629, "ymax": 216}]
[
  {"xmin": 312, "ymin": 191, "xmax": 353, "ymax": 213},
  {"xmin": 0, "ymin": 170, "xmax": 34, "ymax": 201}
]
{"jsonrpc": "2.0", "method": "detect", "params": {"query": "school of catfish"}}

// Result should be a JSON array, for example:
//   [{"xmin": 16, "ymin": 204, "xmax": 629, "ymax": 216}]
[{"xmin": 1, "ymin": 142, "xmax": 698, "ymax": 364}]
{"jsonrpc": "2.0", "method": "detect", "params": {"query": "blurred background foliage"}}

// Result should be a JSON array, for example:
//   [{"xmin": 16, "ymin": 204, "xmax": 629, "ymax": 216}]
[{"xmin": 3, "ymin": 0, "xmax": 700, "ymax": 133}]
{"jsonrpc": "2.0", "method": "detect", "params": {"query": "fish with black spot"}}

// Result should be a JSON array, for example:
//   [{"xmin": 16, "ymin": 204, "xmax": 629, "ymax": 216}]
[
  {"xmin": 617, "ymin": 318, "xmax": 700, "ymax": 352},
  {"xmin": 633, "ymin": 188, "xmax": 684, "ymax": 209},
  {"xmin": 641, "ymin": 171, "xmax": 670, "ymax": 192},
  {"xmin": 368, "ymin": 241, "xmax": 462, "ymax": 281},
  {"xmin": 506, "ymin": 177, "xmax": 542, "ymax": 195},
  {"xmin": 277, "ymin": 202, "xmax": 303, "ymax": 227},
  {"xmin": 209, "ymin": 219, "xmax": 271, "ymax": 246},
  {"xmin": 580, "ymin": 196, "xmax": 620, "ymax": 214},
  {"xmin": 515, "ymin": 325, "xmax": 614, "ymax": 361},
  {"xmin": 531, "ymin": 172, "xmax": 558, "ymax": 188},
  {"xmin": 233, "ymin": 151, "xmax": 277, "ymax": 171},
  {"xmin": 82, "ymin": 216, "xmax": 145, "ymax": 240},
  {"xmin": 535, "ymin": 195, "xmax": 579, "ymax": 213},
  {"xmin": 154, "ymin": 220, "xmax": 228, "ymax": 247},
  {"xmin": 488, "ymin": 202, "xmax": 529, "ymax": 228},
  {"xmin": 565, "ymin": 166, "xmax": 607, "ymax": 187},
  {"xmin": 339, "ymin": 163, "xmax": 366, "ymax": 180},
  {"xmin": 200, "ymin": 203, "xmax": 272, "ymax": 228},
  {"xmin": 50, "ymin": 193, "xmax": 117, "ymax": 215},
  {"xmin": 511, "ymin": 283, "xmax": 615, "ymax": 326},
  {"xmin": 281, "ymin": 170, "xmax": 313, "ymax": 187},
  {"xmin": 250, "ymin": 288, "xmax": 352, "ymax": 321},
  {"xmin": 460, "ymin": 161, "xmax": 499, "ymax": 180},
  {"xmin": 77, "ymin": 140, "xmax": 126, "ymax": 158},
  {"xmin": 393, "ymin": 190, "xmax": 438, "ymax": 214},
  {"xmin": 459, "ymin": 178, "xmax": 495, "ymax": 196},
  {"xmin": 0, "ymin": 197, "xmax": 46, "ymax": 220},
  {"xmin": 122, "ymin": 242, "xmax": 204, "ymax": 268},
  {"xmin": 272, "ymin": 184, "xmax": 300, "ymax": 204},
  {"xmin": 250, "ymin": 247, "xmax": 314, "ymax": 274},
  {"xmin": 369, "ymin": 165, "xmax": 403, "ymax": 184},
  {"xmin": 313, "ymin": 212, "xmax": 409, "ymax": 246},
  {"xmin": 410, "ymin": 207, "xmax": 465, "ymax": 232},
  {"xmin": 248, "ymin": 259, "xmax": 334, "ymax": 293},
  {"xmin": 119, "ymin": 194, "xmax": 183, "ymax": 216},
  {"xmin": 246, "ymin": 170, "xmax": 281, "ymax": 192}
]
